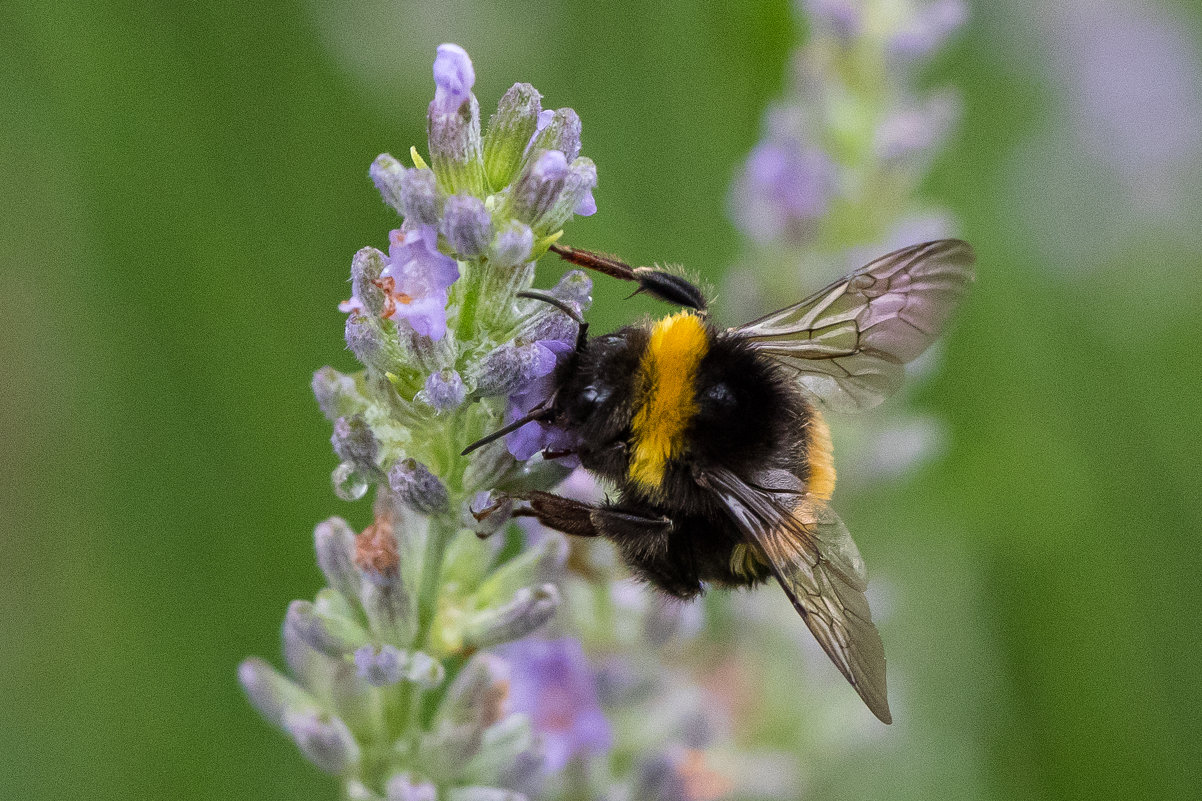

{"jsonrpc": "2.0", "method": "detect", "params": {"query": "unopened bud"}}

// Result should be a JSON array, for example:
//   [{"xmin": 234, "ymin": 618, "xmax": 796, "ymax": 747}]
[
  {"xmin": 370, "ymin": 153, "xmax": 406, "ymax": 215},
  {"xmin": 312, "ymin": 366, "xmax": 361, "ymax": 421},
  {"xmin": 529, "ymin": 107, "xmax": 582, "ymax": 162},
  {"xmin": 238, "ymin": 657, "xmax": 319, "ymax": 729},
  {"xmin": 428, "ymin": 94, "xmax": 486, "ymax": 196},
  {"xmin": 354, "ymin": 643, "xmax": 405, "ymax": 686},
  {"xmin": 508, "ymin": 150, "xmax": 568, "ymax": 233},
  {"xmin": 541, "ymin": 157, "xmax": 597, "ymax": 232},
  {"xmin": 285, "ymin": 599, "xmax": 367, "ymax": 657},
  {"xmin": 389, "ymin": 458, "xmax": 449, "ymax": 515},
  {"xmin": 388, "ymin": 774, "xmax": 438, "ymax": 801},
  {"xmin": 332, "ymin": 415, "xmax": 379, "ymax": 472},
  {"xmin": 490, "ymin": 220, "xmax": 534, "ymax": 267},
  {"xmin": 483, "ymin": 82, "xmax": 542, "ymax": 189},
  {"xmin": 350, "ymin": 247, "xmax": 389, "ymax": 316},
  {"xmin": 440, "ymin": 193, "xmax": 492, "ymax": 257},
  {"xmin": 283, "ymin": 710, "xmax": 360, "ymax": 775},
  {"xmin": 440, "ymin": 653, "xmax": 510, "ymax": 729},
  {"xmin": 417, "ymin": 369, "xmax": 467, "ymax": 412},
  {"xmin": 315, "ymin": 517, "xmax": 362, "ymax": 604},
  {"xmin": 462, "ymin": 584, "xmax": 560, "ymax": 649},
  {"xmin": 472, "ymin": 340, "xmax": 556, "ymax": 397},
  {"xmin": 400, "ymin": 167, "xmax": 440, "ymax": 226}
]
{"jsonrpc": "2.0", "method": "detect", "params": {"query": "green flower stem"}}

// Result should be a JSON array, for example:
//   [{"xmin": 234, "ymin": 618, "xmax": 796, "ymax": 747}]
[{"xmin": 395, "ymin": 513, "xmax": 458, "ymax": 742}]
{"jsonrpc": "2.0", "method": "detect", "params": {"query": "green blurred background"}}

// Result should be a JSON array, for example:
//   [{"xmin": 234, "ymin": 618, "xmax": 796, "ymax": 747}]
[{"xmin": 3, "ymin": 1, "xmax": 1200, "ymax": 799}]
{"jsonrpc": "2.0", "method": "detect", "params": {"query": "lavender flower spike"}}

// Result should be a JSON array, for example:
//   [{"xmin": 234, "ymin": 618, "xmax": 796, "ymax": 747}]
[{"xmin": 245, "ymin": 43, "xmax": 608, "ymax": 800}]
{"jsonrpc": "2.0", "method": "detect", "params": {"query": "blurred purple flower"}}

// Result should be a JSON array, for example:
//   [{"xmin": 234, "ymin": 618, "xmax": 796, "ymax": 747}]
[
  {"xmin": 874, "ymin": 91, "xmax": 960, "ymax": 165},
  {"xmin": 1051, "ymin": 0, "xmax": 1202, "ymax": 197},
  {"xmin": 729, "ymin": 141, "xmax": 836, "ymax": 244},
  {"xmin": 378, "ymin": 226, "xmax": 459, "ymax": 341},
  {"xmin": 887, "ymin": 0, "xmax": 968, "ymax": 60},
  {"xmin": 498, "ymin": 638, "xmax": 612, "ymax": 772},
  {"xmin": 432, "ymin": 43, "xmax": 474, "ymax": 113},
  {"xmin": 802, "ymin": 0, "xmax": 862, "ymax": 38}
]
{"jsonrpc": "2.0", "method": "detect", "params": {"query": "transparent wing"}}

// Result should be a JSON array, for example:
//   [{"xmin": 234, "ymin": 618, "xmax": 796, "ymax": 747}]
[
  {"xmin": 698, "ymin": 466, "xmax": 891, "ymax": 723},
  {"xmin": 732, "ymin": 239, "xmax": 975, "ymax": 412}
]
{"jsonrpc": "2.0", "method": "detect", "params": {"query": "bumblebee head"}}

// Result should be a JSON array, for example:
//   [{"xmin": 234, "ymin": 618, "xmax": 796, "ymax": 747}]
[{"xmin": 555, "ymin": 332, "xmax": 641, "ymax": 439}]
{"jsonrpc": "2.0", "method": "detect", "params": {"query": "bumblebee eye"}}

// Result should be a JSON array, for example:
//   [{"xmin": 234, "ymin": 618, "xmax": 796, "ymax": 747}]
[
  {"xmin": 580, "ymin": 384, "xmax": 612, "ymax": 408},
  {"xmin": 704, "ymin": 382, "xmax": 737, "ymax": 408}
]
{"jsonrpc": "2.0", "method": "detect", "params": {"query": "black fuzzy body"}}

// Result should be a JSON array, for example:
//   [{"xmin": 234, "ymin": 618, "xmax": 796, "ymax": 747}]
[{"xmin": 547, "ymin": 321, "xmax": 819, "ymax": 598}]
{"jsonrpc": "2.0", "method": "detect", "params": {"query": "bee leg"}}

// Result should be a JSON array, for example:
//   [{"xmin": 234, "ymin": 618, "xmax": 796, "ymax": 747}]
[
  {"xmin": 539, "ymin": 447, "xmax": 577, "ymax": 460},
  {"xmin": 549, "ymin": 243, "xmax": 707, "ymax": 312},
  {"xmin": 514, "ymin": 490, "xmax": 673, "ymax": 540}
]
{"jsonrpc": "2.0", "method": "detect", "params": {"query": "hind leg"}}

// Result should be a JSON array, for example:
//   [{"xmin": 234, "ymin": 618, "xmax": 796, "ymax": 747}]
[{"xmin": 510, "ymin": 491, "xmax": 703, "ymax": 598}]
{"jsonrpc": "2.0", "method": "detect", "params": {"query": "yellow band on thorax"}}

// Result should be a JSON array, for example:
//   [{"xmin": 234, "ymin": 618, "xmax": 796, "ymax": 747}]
[{"xmin": 628, "ymin": 311, "xmax": 709, "ymax": 492}]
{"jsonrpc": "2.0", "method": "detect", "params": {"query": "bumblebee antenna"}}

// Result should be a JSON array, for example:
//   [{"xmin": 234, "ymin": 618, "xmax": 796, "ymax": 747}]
[
  {"xmin": 516, "ymin": 290, "xmax": 585, "ymax": 324},
  {"xmin": 549, "ymin": 243, "xmax": 707, "ymax": 312},
  {"xmin": 461, "ymin": 407, "xmax": 555, "ymax": 456},
  {"xmin": 517, "ymin": 290, "xmax": 590, "ymax": 352}
]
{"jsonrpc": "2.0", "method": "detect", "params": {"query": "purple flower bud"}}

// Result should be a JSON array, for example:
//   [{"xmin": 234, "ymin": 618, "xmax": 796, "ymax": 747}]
[
  {"xmin": 405, "ymin": 651, "xmax": 445, "ymax": 689},
  {"xmin": 380, "ymin": 226, "xmax": 459, "ymax": 341},
  {"xmin": 331, "ymin": 415, "xmax": 379, "ymax": 472},
  {"xmin": 496, "ymin": 638, "xmax": 612, "ymax": 772},
  {"xmin": 729, "ymin": 141, "xmax": 836, "ymax": 244},
  {"xmin": 875, "ymin": 92, "xmax": 960, "ymax": 165},
  {"xmin": 484, "ymin": 82, "xmax": 543, "ymax": 189},
  {"xmin": 344, "ymin": 313, "xmax": 388, "ymax": 368},
  {"xmin": 887, "ymin": 0, "xmax": 967, "ymax": 61},
  {"xmin": 529, "ymin": 108, "xmax": 582, "ymax": 162},
  {"xmin": 418, "ymin": 369, "xmax": 467, "ymax": 412},
  {"xmin": 238, "ymin": 657, "xmax": 317, "ymax": 729},
  {"xmin": 551, "ymin": 269, "xmax": 593, "ymax": 310},
  {"xmin": 348, "ymin": 246, "xmax": 388, "ymax": 317},
  {"xmin": 354, "ymin": 643, "xmax": 405, "ymax": 686},
  {"xmin": 432, "ymin": 43, "xmax": 475, "ymax": 113},
  {"xmin": 542, "ymin": 157, "xmax": 598, "ymax": 231},
  {"xmin": 285, "ymin": 599, "xmax": 365, "ymax": 656},
  {"xmin": 399, "ymin": 167, "xmax": 440, "ymax": 227},
  {"xmin": 802, "ymin": 0, "xmax": 862, "ymax": 38},
  {"xmin": 311, "ymin": 367, "xmax": 358, "ymax": 421},
  {"xmin": 428, "ymin": 45, "xmax": 486, "ymax": 195},
  {"xmin": 490, "ymin": 220, "xmax": 535, "ymax": 267},
  {"xmin": 518, "ymin": 308, "xmax": 579, "ymax": 353},
  {"xmin": 370, "ymin": 153, "xmax": 406, "ymax": 215},
  {"xmin": 388, "ymin": 774, "xmax": 438, "ymax": 801},
  {"xmin": 440, "ymin": 653, "xmax": 510, "ymax": 729},
  {"xmin": 283, "ymin": 710, "xmax": 360, "ymax": 775},
  {"xmin": 462, "ymin": 584, "xmax": 560, "ymax": 648},
  {"xmin": 388, "ymin": 457, "xmax": 449, "ymax": 515},
  {"xmin": 472, "ymin": 339, "xmax": 557, "ymax": 397},
  {"xmin": 508, "ymin": 149, "xmax": 569, "ymax": 232},
  {"xmin": 315, "ymin": 517, "xmax": 362, "ymax": 605},
  {"xmin": 440, "ymin": 193, "xmax": 493, "ymax": 257}
]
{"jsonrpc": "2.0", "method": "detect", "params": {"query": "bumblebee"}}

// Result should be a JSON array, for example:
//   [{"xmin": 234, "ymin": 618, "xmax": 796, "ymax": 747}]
[{"xmin": 466, "ymin": 239, "xmax": 975, "ymax": 723}]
